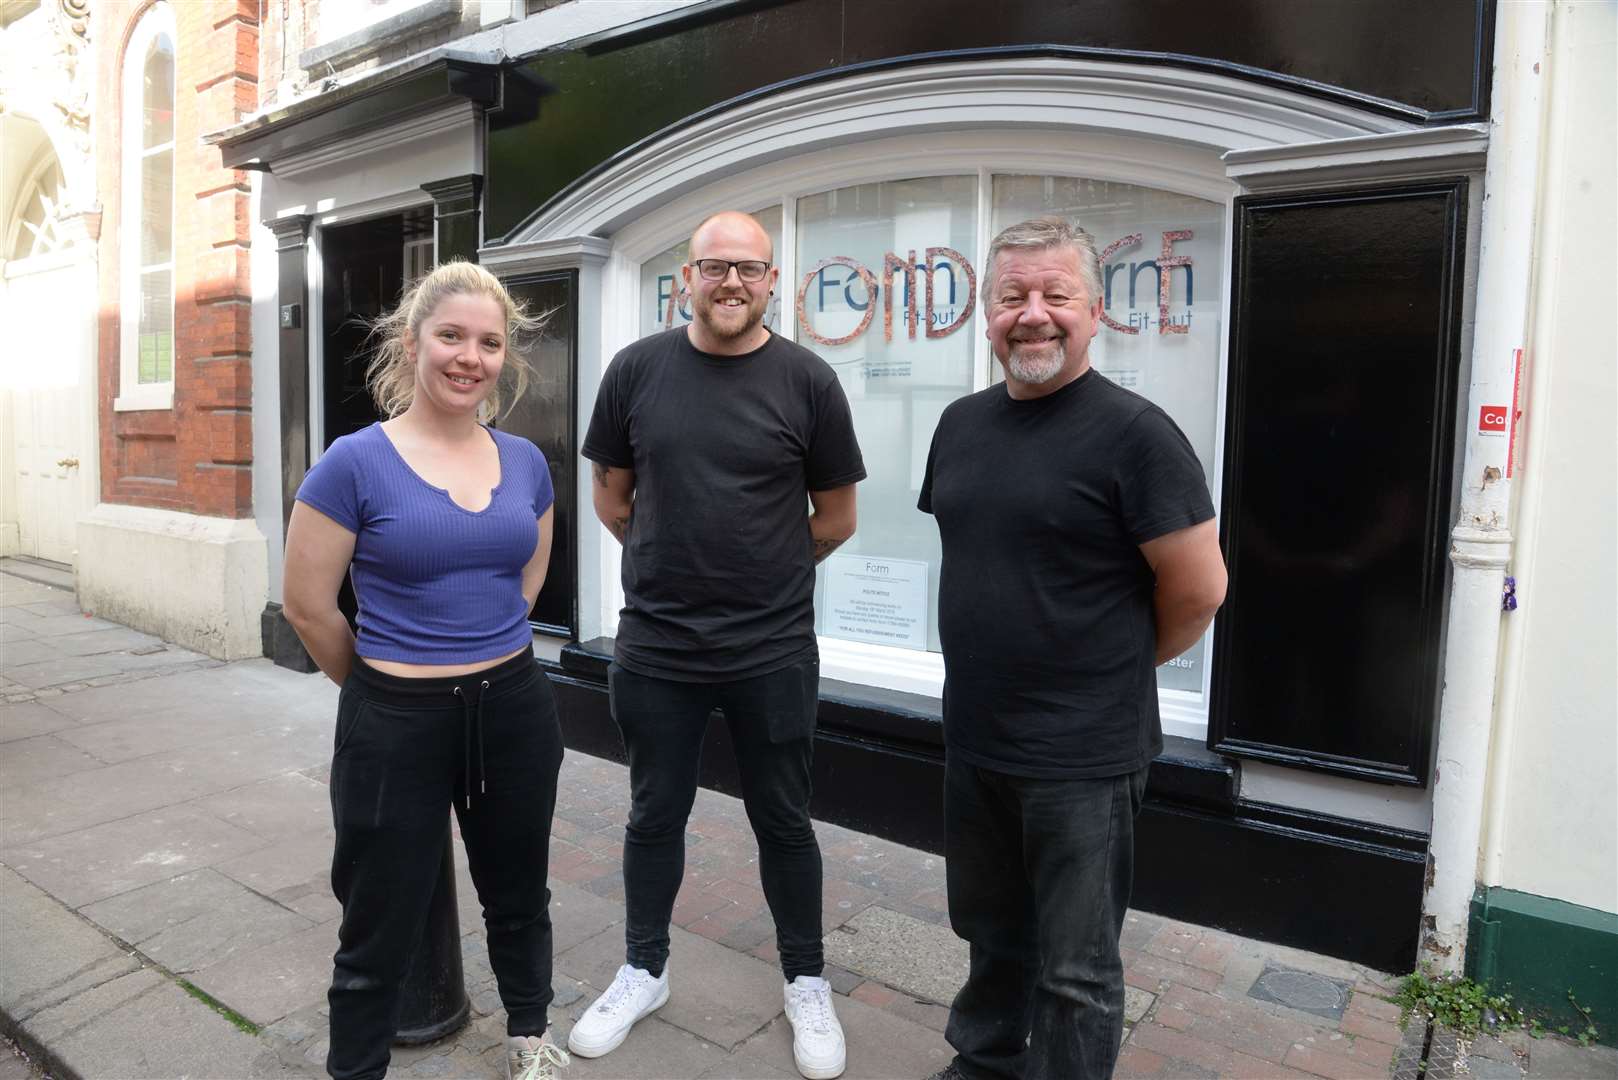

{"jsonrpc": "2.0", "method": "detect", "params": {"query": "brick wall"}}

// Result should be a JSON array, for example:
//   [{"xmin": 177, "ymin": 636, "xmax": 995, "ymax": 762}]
[{"xmin": 93, "ymin": 0, "xmax": 258, "ymax": 519}]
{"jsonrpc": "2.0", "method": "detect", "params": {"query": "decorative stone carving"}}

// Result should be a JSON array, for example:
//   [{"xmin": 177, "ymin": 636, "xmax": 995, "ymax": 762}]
[{"xmin": 0, "ymin": 0, "xmax": 96, "ymax": 214}]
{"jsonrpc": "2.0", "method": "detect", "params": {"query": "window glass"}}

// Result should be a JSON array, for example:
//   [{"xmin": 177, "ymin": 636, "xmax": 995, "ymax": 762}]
[
  {"xmin": 129, "ymin": 14, "xmax": 175, "ymax": 391},
  {"xmin": 992, "ymin": 176, "xmax": 1225, "ymax": 693},
  {"xmin": 139, "ymin": 149, "xmax": 172, "ymax": 265},
  {"xmin": 638, "ymin": 206, "xmax": 782, "ymax": 337},
  {"xmin": 796, "ymin": 177, "xmax": 977, "ymax": 653},
  {"xmin": 142, "ymin": 35, "xmax": 174, "ymax": 148},
  {"xmin": 138, "ymin": 271, "xmax": 173, "ymax": 383}
]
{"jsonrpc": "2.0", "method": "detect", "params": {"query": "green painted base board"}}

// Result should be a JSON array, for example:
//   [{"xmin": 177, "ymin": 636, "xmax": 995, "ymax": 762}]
[{"xmin": 1468, "ymin": 886, "xmax": 1618, "ymax": 1034}]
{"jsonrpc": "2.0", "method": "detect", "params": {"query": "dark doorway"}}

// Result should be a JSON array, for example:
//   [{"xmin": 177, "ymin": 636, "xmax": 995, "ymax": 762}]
[
  {"xmin": 317, "ymin": 214, "xmax": 575, "ymax": 639},
  {"xmin": 320, "ymin": 209, "xmax": 432, "ymax": 627},
  {"xmin": 320, "ymin": 210, "xmax": 433, "ymax": 447}
]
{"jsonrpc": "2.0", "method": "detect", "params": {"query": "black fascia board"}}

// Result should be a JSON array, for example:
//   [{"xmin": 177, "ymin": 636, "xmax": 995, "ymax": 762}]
[{"xmin": 212, "ymin": 56, "xmax": 500, "ymax": 171}]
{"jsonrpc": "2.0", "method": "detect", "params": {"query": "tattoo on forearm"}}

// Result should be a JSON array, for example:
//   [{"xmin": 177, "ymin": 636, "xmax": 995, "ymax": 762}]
[
  {"xmin": 611, "ymin": 515, "xmax": 630, "ymax": 544},
  {"xmin": 812, "ymin": 537, "xmax": 845, "ymax": 564},
  {"xmin": 591, "ymin": 461, "xmax": 610, "ymax": 488}
]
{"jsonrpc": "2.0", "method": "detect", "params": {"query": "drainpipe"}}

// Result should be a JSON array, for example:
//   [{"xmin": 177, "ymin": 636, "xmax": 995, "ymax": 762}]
[{"xmin": 1421, "ymin": 0, "xmax": 1552, "ymax": 971}]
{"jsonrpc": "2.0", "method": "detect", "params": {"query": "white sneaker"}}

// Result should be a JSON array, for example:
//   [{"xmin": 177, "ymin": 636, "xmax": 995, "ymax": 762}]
[
  {"xmin": 783, "ymin": 975, "xmax": 846, "ymax": 1079},
  {"xmin": 505, "ymin": 1031, "xmax": 569, "ymax": 1080},
  {"xmin": 565, "ymin": 963, "xmax": 670, "ymax": 1058}
]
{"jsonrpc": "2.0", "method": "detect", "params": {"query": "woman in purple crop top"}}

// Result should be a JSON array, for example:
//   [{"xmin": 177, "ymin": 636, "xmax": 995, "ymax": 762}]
[{"xmin": 283, "ymin": 260, "xmax": 569, "ymax": 1080}]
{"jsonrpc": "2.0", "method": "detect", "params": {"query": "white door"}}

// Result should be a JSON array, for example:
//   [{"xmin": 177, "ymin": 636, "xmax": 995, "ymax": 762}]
[{"xmin": 4, "ymin": 258, "xmax": 90, "ymax": 564}]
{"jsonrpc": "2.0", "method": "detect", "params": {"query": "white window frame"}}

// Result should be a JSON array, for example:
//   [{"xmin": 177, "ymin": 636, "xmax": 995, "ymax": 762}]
[
  {"xmin": 606, "ymin": 137, "xmax": 1235, "ymax": 737},
  {"xmin": 115, "ymin": 3, "xmax": 177, "ymax": 413},
  {"xmin": 482, "ymin": 56, "xmax": 1423, "ymax": 738}
]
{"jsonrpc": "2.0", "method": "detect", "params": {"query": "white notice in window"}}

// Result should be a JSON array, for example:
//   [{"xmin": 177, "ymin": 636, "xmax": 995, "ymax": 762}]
[{"xmin": 822, "ymin": 554, "xmax": 929, "ymax": 651}]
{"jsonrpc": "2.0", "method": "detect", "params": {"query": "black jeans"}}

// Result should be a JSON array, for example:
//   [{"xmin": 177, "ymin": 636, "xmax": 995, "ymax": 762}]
[
  {"xmin": 609, "ymin": 658, "xmax": 824, "ymax": 980},
  {"xmin": 943, "ymin": 756, "xmax": 1148, "ymax": 1080},
  {"xmin": 326, "ymin": 650, "xmax": 563, "ymax": 1080}
]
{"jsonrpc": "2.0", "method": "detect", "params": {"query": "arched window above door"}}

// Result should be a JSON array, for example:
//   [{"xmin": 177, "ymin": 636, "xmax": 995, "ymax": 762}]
[{"xmin": 6, "ymin": 155, "xmax": 69, "ymax": 263}]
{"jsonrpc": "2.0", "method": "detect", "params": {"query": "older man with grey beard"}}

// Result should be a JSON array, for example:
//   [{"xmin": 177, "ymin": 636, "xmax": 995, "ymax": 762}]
[{"xmin": 919, "ymin": 217, "xmax": 1227, "ymax": 1080}]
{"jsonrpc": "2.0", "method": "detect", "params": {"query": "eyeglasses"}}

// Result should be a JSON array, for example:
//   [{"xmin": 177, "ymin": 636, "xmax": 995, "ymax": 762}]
[{"xmin": 692, "ymin": 259, "xmax": 771, "ymax": 283}]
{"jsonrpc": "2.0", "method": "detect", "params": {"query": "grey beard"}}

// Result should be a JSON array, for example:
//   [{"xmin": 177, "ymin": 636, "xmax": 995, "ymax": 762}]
[{"xmin": 1007, "ymin": 349, "xmax": 1064, "ymax": 385}]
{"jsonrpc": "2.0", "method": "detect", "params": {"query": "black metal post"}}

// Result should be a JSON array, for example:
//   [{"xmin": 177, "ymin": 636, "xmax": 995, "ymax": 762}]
[{"xmin": 394, "ymin": 826, "xmax": 471, "ymax": 1043}]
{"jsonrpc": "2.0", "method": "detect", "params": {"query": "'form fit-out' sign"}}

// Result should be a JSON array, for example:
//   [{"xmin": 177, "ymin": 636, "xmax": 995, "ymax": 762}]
[{"xmin": 652, "ymin": 230, "xmax": 1200, "ymax": 341}]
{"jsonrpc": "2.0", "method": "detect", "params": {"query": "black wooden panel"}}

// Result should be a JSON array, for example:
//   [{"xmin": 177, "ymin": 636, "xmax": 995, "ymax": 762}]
[
  {"xmin": 500, "ymin": 272, "xmax": 578, "ymax": 637},
  {"xmin": 1211, "ymin": 182, "xmax": 1468, "ymax": 786},
  {"xmin": 486, "ymin": 0, "xmax": 1492, "ymax": 239}
]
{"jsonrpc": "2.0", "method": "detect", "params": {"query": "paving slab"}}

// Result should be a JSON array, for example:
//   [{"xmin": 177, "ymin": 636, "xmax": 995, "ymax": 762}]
[
  {"xmin": 5, "ymin": 614, "xmax": 118, "ymax": 639},
  {"xmin": 1524, "ymin": 1035, "xmax": 1618, "ymax": 1080},
  {"xmin": 19, "ymin": 968, "xmax": 167, "ymax": 1045},
  {"xmin": 0, "ymin": 702, "xmax": 76, "ymax": 743},
  {"xmin": 1470, "ymin": 1055, "xmax": 1526, "ymax": 1080},
  {"xmin": 822, "ymin": 905, "xmax": 968, "ymax": 1007},
  {"xmin": 0, "ymin": 866, "xmax": 140, "ymax": 1023},
  {"xmin": 745, "ymin": 996, "xmax": 953, "ymax": 1079},
  {"xmin": 0, "ymin": 733, "xmax": 105, "ymax": 786},
  {"xmin": 38, "ymin": 663, "xmax": 333, "ymax": 728},
  {"xmin": 0, "ymin": 640, "xmax": 57, "ymax": 667},
  {"xmin": 15, "ymin": 601, "xmax": 77, "ymax": 619},
  {"xmin": 2, "ymin": 803, "xmax": 270, "ymax": 908},
  {"xmin": 41, "ymin": 973, "xmax": 310, "ymax": 1079},
  {"xmin": 282, "ymin": 884, "xmax": 343, "ymax": 923},
  {"xmin": 558, "ymin": 925, "xmax": 784, "ymax": 1052},
  {"xmin": 216, "ymin": 831, "xmax": 335, "ymax": 897},
  {"xmin": 549, "ymin": 879, "xmax": 627, "ymax": 955},
  {"xmin": 694, "ymin": 1054, "xmax": 799, "ymax": 1079},
  {"xmin": 0, "ymin": 756, "xmax": 226, "ymax": 847},
  {"xmin": 186, "ymin": 918, "xmax": 340, "ymax": 1028},
  {"xmin": 135, "ymin": 724, "xmax": 336, "ymax": 792},
  {"xmin": 80, "ymin": 868, "xmax": 315, "ymax": 974},
  {"xmin": 4, "ymin": 654, "xmax": 126, "ymax": 689},
  {"xmin": 0, "ymin": 577, "xmax": 59, "ymax": 605},
  {"xmin": 195, "ymin": 773, "xmax": 334, "ymax": 840},
  {"xmin": 104, "ymin": 647, "xmax": 214, "ymax": 675},
  {"xmin": 38, "ymin": 626, "xmax": 167, "ymax": 657},
  {"xmin": 557, "ymin": 1015, "xmax": 730, "ymax": 1080}
]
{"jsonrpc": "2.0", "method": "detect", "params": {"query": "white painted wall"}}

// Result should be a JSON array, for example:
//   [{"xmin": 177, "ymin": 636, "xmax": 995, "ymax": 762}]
[{"xmin": 1483, "ymin": 0, "xmax": 1618, "ymax": 916}]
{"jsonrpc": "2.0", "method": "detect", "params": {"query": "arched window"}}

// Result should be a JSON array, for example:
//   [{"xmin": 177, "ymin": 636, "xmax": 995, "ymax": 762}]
[
  {"xmin": 116, "ymin": 3, "xmax": 176, "ymax": 411},
  {"xmin": 6, "ymin": 154, "xmax": 69, "ymax": 263}
]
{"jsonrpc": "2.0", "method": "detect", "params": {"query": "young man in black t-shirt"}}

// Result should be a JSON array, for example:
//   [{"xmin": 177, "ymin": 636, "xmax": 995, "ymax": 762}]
[
  {"xmin": 575, "ymin": 211, "xmax": 865, "ymax": 1079},
  {"xmin": 920, "ymin": 219, "xmax": 1227, "ymax": 1080}
]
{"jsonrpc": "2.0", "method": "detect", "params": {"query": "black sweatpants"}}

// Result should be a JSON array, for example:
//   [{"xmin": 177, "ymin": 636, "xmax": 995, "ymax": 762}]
[{"xmin": 326, "ymin": 649, "xmax": 563, "ymax": 1080}]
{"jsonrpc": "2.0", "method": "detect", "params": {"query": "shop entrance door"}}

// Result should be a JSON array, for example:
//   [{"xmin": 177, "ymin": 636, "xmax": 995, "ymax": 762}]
[
  {"xmin": 320, "ymin": 210, "xmax": 434, "ymax": 447},
  {"xmin": 319, "ymin": 210, "xmax": 431, "ymax": 624}
]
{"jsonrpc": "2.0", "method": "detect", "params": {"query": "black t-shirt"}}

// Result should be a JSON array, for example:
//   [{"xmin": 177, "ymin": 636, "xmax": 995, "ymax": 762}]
[
  {"xmin": 919, "ymin": 370, "xmax": 1214, "ymax": 778},
  {"xmin": 583, "ymin": 329, "xmax": 866, "ymax": 682}
]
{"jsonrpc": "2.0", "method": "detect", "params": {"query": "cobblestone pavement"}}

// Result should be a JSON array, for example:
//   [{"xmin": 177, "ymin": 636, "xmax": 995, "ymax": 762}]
[{"xmin": 3, "ymin": 567, "xmax": 1612, "ymax": 1080}]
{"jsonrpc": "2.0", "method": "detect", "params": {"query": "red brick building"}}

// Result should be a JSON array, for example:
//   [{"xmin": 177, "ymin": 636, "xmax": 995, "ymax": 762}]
[{"xmin": 76, "ymin": 0, "xmax": 267, "ymax": 658}]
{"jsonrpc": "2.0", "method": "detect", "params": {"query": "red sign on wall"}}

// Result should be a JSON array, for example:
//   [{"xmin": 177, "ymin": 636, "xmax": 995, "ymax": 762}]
[{"xmin": 1478, "ymin": 405, "xmax": 1508, "ymax": 435}]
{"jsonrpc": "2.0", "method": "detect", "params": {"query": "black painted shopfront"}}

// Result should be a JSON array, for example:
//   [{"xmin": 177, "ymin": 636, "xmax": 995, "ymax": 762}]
[{"xmin": 222, "ymin": 0, "xmax": 1497, "ymax": 973}]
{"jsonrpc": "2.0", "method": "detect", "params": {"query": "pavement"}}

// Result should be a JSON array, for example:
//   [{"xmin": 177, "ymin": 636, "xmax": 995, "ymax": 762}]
[{"xmin": 2, "ymin": 561, "xmax": 1614, "ymax": 1080}]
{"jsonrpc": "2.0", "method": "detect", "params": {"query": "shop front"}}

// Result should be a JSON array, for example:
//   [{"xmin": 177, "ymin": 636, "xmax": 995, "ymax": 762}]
[{"xmin": 222, "ymin": 0, "xmax": 1499, "ymax": 973}]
